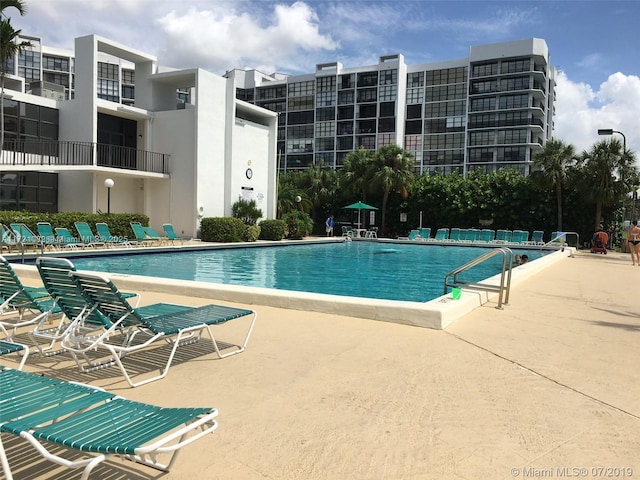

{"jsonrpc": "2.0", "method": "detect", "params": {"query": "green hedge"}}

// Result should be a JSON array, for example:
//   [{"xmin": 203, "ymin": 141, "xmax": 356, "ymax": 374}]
[
  {"xmin": 200, "ymin": 217, "xmax": 245, "ymax": 242},
  {"xmin": 0, "ymin": 211, "xmax": 149, "ymax": 239},
  {"xmin": 258, "ymin": 219, "xmax": 287, "ymax": 241}
]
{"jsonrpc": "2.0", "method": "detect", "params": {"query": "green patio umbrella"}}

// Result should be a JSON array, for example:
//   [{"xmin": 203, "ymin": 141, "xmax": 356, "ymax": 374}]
[{"xmin": 343, "ymin": 201, "xmax": 378, "ymax": 228}]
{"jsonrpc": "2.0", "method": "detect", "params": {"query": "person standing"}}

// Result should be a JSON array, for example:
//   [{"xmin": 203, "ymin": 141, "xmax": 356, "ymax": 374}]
[
  {"xmin": 325, "ymin": 215, "xmax": 335, "ymax": 236},
  {"xmin": 627, "ymin": 220, "xmax": 640, "ymax": 266}
]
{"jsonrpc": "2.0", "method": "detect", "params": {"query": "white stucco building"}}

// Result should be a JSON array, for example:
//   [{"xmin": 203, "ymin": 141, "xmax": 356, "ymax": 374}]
[{"xmin": 0, "ymin": 35, "xmax": 278, "ymax": 238}]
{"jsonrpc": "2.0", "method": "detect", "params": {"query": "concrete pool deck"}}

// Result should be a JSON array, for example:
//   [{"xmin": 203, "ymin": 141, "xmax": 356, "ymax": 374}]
[{"xmin": 2, "ymin": 247, "xmax": 639, "ymax": 479}]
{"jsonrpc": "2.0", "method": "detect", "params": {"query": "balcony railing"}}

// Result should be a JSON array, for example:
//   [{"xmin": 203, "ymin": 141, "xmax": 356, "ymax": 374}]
[{"xmin": 0, "ymin": 140, "xmax": 170, "ymax": 174}]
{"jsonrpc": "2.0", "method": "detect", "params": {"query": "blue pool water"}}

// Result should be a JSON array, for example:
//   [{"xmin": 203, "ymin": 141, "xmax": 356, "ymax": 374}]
[{"xmin": 69, "ymin": 242, "xmax": 547, "ymax": 303}]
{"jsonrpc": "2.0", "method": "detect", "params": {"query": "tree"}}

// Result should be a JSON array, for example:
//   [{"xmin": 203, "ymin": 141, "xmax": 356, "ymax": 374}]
[
  {"xmin": 0, "ymin": 17, "xmax": 31, "ymax": 152},
  {"xmin": 372, "ymin": 144, "xmax": 414, "ymax": 232},
  {"xmin": 577, "ymin": 139, "xmax": 638, "ymax": 230},
  {"xmin": 532, "ymin": 138, "xmax": 576, "ymax": 231},
  {"xmin": 298, "ymin": 161, "xmax": 336, "ymax": 223},
  {"xmin": 231, "ymin": 198, "xmax": 263, "ymax": 225},
  {"xmin": 338, "ymin": 147, "xmax": 375, "ymax": 202},
  {"xmin": 0, "ymin": 0, "xmax": 26, "ymax": 16}
]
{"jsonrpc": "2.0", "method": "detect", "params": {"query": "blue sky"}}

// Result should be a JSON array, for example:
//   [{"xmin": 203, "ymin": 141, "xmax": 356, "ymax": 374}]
[{"xmin": 12, "ymin": 0, "xmax": 640, "ymax": 155}]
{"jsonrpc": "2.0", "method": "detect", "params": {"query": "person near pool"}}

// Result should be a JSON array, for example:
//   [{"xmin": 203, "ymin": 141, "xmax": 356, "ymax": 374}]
[
  {"xmin": 627, "ymin": 220, "xmax": 640, "ymax": 266},
  {"xmin": 325, "ymin": 215, "xmax": 335, "ymax": 236}
]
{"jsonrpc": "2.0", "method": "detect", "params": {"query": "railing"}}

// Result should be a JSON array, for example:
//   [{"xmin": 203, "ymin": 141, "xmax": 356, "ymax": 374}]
[
  {"xmin": 0, "ymin": 140, "xmax": 170, "ymax": 174},
  {"xmin": 443, "ymin": 247, "xmax": 513, "ymax": 309}
]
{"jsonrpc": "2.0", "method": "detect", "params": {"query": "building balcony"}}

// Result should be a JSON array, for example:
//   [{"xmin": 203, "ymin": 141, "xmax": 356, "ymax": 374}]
[{"xmin": 0, "ymin": 140, "xmax": 170, "ymax": 174}]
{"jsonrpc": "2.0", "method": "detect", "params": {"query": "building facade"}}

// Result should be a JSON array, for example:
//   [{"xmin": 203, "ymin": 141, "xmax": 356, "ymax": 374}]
[
  {"xmin": 227, "ymin": 38, "xmax": 555, "ymax": 176},
  {"xmin": 0, "ymin": 35, "xmax": 278, "ymax": 238}
]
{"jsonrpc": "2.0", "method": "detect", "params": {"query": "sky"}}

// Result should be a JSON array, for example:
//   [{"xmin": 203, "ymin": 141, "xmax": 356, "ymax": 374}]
[{"xmin": 9, "ymin": 0, "xmax": 640, "ymax": 154}]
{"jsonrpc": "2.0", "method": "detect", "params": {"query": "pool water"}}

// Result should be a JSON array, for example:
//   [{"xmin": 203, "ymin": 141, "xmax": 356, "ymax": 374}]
[{"xmin": 70, "ymin": 243, "xmax": 546, "ymax": 303}]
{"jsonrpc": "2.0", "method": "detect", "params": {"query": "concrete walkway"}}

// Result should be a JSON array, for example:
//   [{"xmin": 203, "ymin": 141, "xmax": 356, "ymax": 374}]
[{"xmin": 2, "ymin": 249, "xmax": 639, "ymax": 479}]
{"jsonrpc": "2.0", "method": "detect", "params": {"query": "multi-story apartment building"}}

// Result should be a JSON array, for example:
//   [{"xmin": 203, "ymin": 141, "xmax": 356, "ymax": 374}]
[
  {"xmin": 226, "ymin": 38, "xmax": 555, "ymax": 176},
  {"xmin": 0, "ymin": 35, "xmax": 277, "ymax": 238}
]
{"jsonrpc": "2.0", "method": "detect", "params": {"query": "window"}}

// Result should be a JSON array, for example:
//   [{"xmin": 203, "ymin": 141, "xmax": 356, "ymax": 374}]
[
  {"xmin": 288, "ymin": 96, "xmax": 314, "ymax": 111},
  {"xmin": 468, "ymin": 147, "xmax": 494, "ymax": 163},
  {"xmin": 498, "ymin": 94, "xmax": 529, "ymax": 109},
  {"xmin": 357, "ymin": 72, "xmax": 378, "ymax": 87},
  {"xmin": 471, "ymin": 62, "xmax": 497, "ymax": 77},
  {"xmin": 316, "ymin": 76, "xmax": 336, "ymax": 91},
  {"xmin": 407, "ymin": 72, "xmax": 424, "ymax": 87},
  {"xmin": 358, "ymin": 104, "xmax": 376, "ymax": 118},
  {"xmin": 470, "ymin": 80, "xmax": 498, "ymax": 94},
  {"xmin": 43, "ymin": 72, "xmax": 69, "ymax": 87},
  {"xmin": 315, "ymin": 137, "xmax": 334, "ymax": 151},
  {"xmin": 337, "ymin": 121, "xmax": 353, "ymax": 135},
  {"xmin": 469, "ymin": 97, "xmax": 496, "ymax": 112},
  {"xmin": 497, "ymin": 129, "xmax": 527, "ymax": 144},
  {"xmin": 287, "ymin": 124, "xmax": 314, "ymax": 138},
  {"xmin": 315, "ymin": 121, "xmax": 335, "ymax": 137},
  {"xmin": 337, "ymin": 106, "xmax": 354, "ymax": 120},
  {"xmin": 337, "ymin": 136, "xmax": 353, "ymax": 150},
  {"xmin": 288, "ymin": 81, "xmax": 315, "ymax": 97},
  {"xmin": 497, "ymin": 146, "xmax": 526, "ymax": 162},
  {"xmin": 406, "ymin": 104, "xmax": 422, "ymax": 119},
  {"xmin": 315, "ymin": 91, "xmax": 335, "ymax": 107},
  {"xmin": 469, "ymin": 131, "xmax": 495, "ymax": 146},
  {"xmin": 501, "ymin": 58, "xmax": 531, "ymax": 74},
  {"xmin": 500, "ymin": 76, "xmax": 530, "ymax": 92},
  {"xmin": 426, "ymin": 84, "xmax": 466, "ymax": 102},
  {"xmin": 405, "ymin": 120, "xmax": 422, "ymax": 135},
  {"xmin": 357, "ymin": 119, "xmax": 375, "ymax": 134},
  {"xmin": 338, "ymin": 90, "xmax": 354, "ymax": 105},
  {"xmin": 379, "ymin": 69, "xmax": 397, "ymax": 85},
  {"xmin": 378, "ymin": 118, "xmax": 395, "ymax": 133},
  {"xmin": 379, "ymin": 102, "xmax": 395, "ymax": 117},
  {"xmin": 257, "ymin": 85, "xmax": 286, "ymax": 100},
  {"xmin": 340, "ymin": 74, "xmax": 355, "ymax": 89},
  {"xmin": 42, "ymin": 55, "xmax": 69, "ymax": 72},
  {"xmin": 426, "ymin": 67, "xmax": 467, "ymax": 85},
  {"xmin": 357, "ymin": 88, "xmax": 377, "ymax": 103},
  {"xmin": 378, "ymin": 85, "xmax": 396, "ymax": 102},
  {"xmin": 406, "ymin": 87, "xmax": 424, "ymax": 104},
  {"xmin": 287, "ymin": 111, "xmax": 314, "ymax": 125},
  {"xmin": 316, "ymin": 107, "xmax": 335, "ymax": 121},
  {"xmin": 122, "ymin": 69, "xmax": 135, "ymax": 84}
]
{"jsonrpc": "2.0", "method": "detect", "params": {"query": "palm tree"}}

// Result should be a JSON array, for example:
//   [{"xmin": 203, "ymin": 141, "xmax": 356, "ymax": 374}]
[
  {"xmin": 338, "ymin": 147, "xmax": 375, "ymax": 202},
  {"xmin": 578, "ymin": 139, "xmax": 638, "ymax": 230},
  {"xmin": 1, "ymin": 0, "xmax": 26, "ymax": 17},
  {"xmin": 532, "ymin": 138, "xmax": 576, "ymax": 231},
  {"xmin": 298, "ymin": 161, "xmax": 336, "ymax": 223},
  {"xmin": 0, "ymin": 18, "xmax": 31, "ymax": 152},
  {"xmin": 372, "ymin": 144, "xmax": 414, "ymax": 231}
]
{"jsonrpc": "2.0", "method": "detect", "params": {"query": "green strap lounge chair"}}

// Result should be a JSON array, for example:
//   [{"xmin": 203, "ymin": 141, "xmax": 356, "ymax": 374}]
[
  {"xmin": 143, "ymin": 225, "xmax": 169, "ymax": 245},
  {"xmin": 530, "ymin": 230, "xmax": 544, "ymax": 245},
  {"xmin": 419, "ymin": 228, "xmax": 431, "ymax": 240},
  {"xmin": 163, "ymin": 223, "xmax": 184, "ymax": 244},
  {"xmin": 0, "ymin": 340, "xmax": 29, "ymax": 370},
  {"xmin": 74, "ymin": 222, "xmax": 106, "ymax": 248},
  {"xmin": 479, "ymin": 229, "xmax": 495, "ymax": 242},
  {"xmin": 495, "ymin": 229, "xmax": 512, "ymax": 243},
  {"xmin": 54, "ymin": 227, "xmax": 92, "ymax": 249},
  {"xmin": 0, "ymin": 255, "xmax": 61, "ymax": 343},
  {"xmin": 9, "ymin": 223, "xmax": 43, "ymax": 251},
  {"xmin": 36, "ymin": 257, "xmax": 256, "ymax": 387},
  {"xmin": 0, "ymin": 224, "xmax": 19, "ymax": 253},
  {"xmin": 0, "ymin": 367, "xmax": 218, "ymax": 480},
  {"xmin": 95, "ymin": 222, "xmax": 140, "ymax": 248},
  {"xmin": 37, "ymin": 222, "xmax": 79, "ymax": 250},
  {"xmin": 448, "ymin": 228, "xmax": 461, "ymax": 242},
  {"xmin": 130, "ymin": 222, "xmax": 159, "ymax": 246},
  {"xmin": 434, "ymin": 228, "xmax": 449, "ymax": 241}
]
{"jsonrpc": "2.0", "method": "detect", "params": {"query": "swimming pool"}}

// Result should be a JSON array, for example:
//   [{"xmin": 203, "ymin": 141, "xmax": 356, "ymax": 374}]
[{"xmin": 70, "ymin": 242, "xmax": 547, "ymax": 303}]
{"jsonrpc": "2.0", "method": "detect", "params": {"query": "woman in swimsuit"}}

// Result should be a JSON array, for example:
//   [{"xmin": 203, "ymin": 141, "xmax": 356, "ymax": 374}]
[{"xmin": 627, "ymin": 220, "xmax": 640, "ymax": 266}]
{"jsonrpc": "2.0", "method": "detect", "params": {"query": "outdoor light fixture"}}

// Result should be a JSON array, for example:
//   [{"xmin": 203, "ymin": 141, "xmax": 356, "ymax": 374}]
[
  {"xmin": 104, "ymin": 178, "xmax": 114, "ymax": 214},
  {"xmin": 598, "ymin": 128, "xmax": 626, "ymax": 152}
]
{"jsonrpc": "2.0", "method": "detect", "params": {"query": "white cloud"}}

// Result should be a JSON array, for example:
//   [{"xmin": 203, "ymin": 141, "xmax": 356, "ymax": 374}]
[
  {"xmin": 554, "ymin": 71, "xmax": 640, "ymax": 158},
  {"xmin": 155, "ymin": 1, "xmax": 337, "ymax": 73}
]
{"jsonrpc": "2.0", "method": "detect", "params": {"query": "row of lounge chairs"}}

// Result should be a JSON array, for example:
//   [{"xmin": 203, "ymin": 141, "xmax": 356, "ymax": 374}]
[
  {"xmin": 1, "ymin": 221, "xmax": 184, "ymax": 252},
  {"xmin": 0, "ymin": 254, "xmax": 257, "ymax": 478},
  {"xmin": 404, "ymin": 228, "xmax": 546, "ymax": 245}
]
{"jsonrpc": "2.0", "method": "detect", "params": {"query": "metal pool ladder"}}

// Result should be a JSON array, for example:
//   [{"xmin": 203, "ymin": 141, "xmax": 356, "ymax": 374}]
[{"xmin": 443, "ymin": 247, "xmax": 514, "ymax": 309}]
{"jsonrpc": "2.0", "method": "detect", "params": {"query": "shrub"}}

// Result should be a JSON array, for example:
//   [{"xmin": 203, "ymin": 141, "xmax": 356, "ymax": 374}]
[
  {"xmin": 200, "ymin": 217, "xmax": 245, "ymax": 242},
  {"xmin": 243, "ymin": 225, "xmax": 261, "ymax": 242},
  {"xmin": 231, "ymin": 199, "xmax": 263, "ymax": 226},
  {"xmin": 282, "ymin": 210, "xmax": 313, "ymax": 239},
  {"xmin": 258, "ymin": 219, "xmax": 287, "ymax": 240}
]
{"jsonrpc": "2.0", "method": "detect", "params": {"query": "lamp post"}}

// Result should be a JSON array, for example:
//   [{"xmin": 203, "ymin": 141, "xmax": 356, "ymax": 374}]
[
  {"xmin": 597, "ymin": 128, "xmax": 626, "ymax": 153},
  {"xmin": 104, "ymin": 178, "xmax": 114, "ymax": 214}
]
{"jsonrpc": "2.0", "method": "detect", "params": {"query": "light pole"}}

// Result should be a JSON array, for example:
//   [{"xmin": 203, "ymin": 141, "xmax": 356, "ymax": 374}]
[
  {"xmin": 598, "ymin": 128, "xmax": 626, "ymax": 153},
  {"xmin": 104, "ymin": 178, "xmax": 114, "ymax": 214}
]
